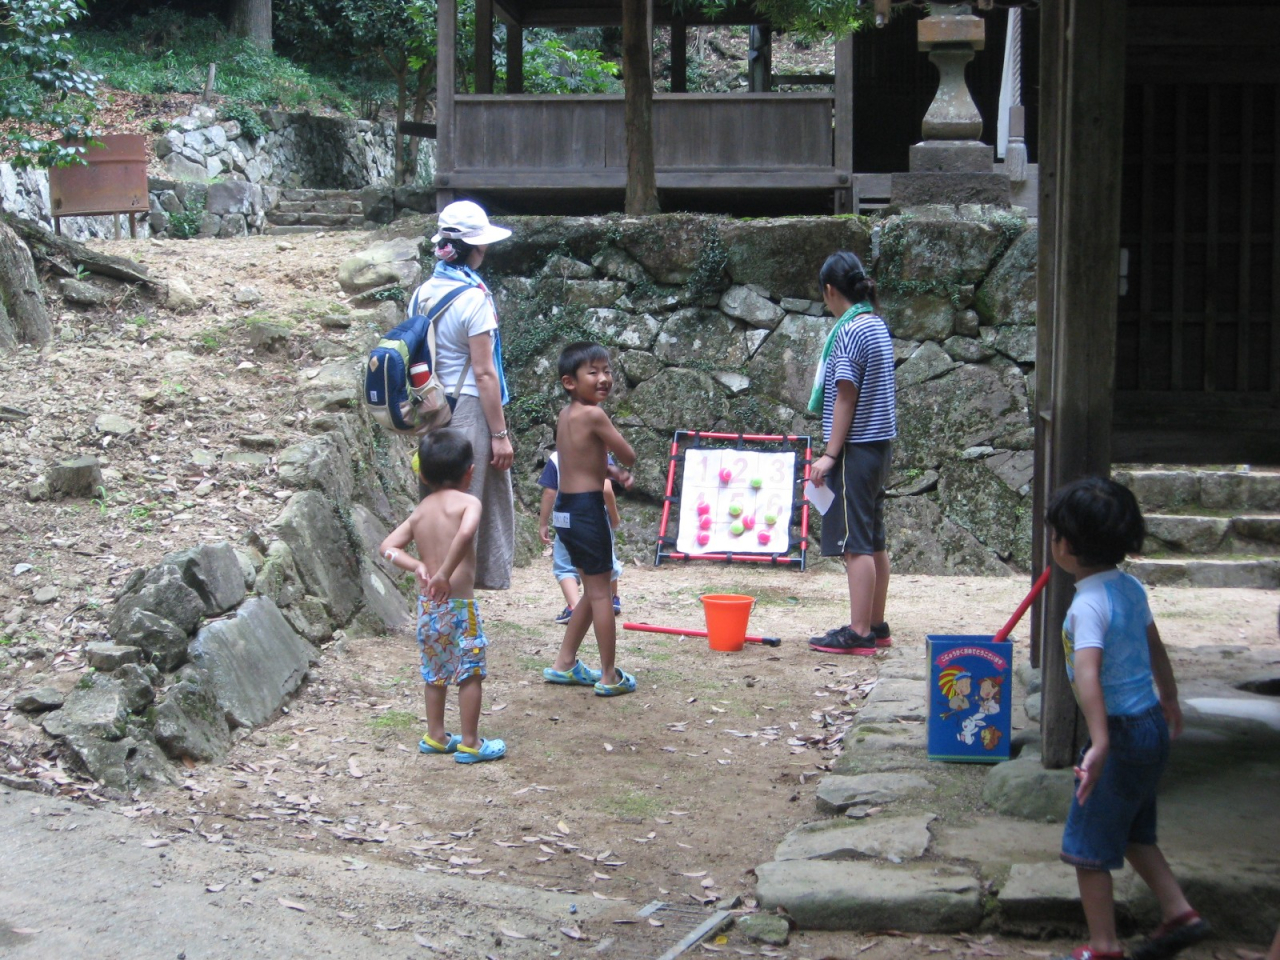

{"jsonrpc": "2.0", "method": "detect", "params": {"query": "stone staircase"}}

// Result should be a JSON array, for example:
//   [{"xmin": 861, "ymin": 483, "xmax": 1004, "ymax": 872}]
[
  {"xmin": 1114, "ymin": 465, "xmax": 1280, "ymax": 588},
  {"xmin": 265, "ymin": 188, "xmax": 368, "ymax": 234}
]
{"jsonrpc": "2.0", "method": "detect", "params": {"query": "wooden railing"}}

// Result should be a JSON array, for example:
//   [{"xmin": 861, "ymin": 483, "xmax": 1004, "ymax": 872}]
[{"xmin": 445, "ymin": 93, "xmax": 844, "ymax": 190}]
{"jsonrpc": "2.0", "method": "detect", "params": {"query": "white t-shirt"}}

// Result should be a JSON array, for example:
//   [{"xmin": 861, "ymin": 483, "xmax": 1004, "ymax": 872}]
[{"xmin": 407, "ymin": 275, "xmax": 497, "ymax": 399}]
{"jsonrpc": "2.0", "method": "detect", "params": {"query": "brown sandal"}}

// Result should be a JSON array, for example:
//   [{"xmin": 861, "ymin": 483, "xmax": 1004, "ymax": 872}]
[{"xmin": 1130, "ymin": 910, "xmax": 1211, "ymax": 960}]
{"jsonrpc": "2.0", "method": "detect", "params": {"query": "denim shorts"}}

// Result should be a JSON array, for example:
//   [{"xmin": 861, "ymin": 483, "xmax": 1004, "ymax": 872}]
[
  {"xmin": 1061, "ymin": 703, "xmax": 1168, "ymax": 871},
  {"xmin": 552, "ymin": 532, "xmax": 622, "ymax": 582}
]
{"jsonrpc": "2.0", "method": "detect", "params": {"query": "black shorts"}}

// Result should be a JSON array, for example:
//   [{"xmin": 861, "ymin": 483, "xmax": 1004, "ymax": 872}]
[
  {"xmin": 553, "ymin": 491, "xmax": 613, "ymax": 576},
  {"xmin": 820, "ymin": 440, "xmax": 892, "ymax": 557}
]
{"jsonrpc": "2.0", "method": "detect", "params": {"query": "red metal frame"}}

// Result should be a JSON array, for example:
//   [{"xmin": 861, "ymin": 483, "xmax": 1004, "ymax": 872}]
[{"xmin": 653, "ymin": 429, "xmax": 812, "ymax": 570}]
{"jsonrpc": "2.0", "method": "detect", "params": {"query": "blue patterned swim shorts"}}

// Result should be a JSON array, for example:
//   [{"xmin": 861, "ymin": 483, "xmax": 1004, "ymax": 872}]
[{"xmin": 417, "ymin": 597, "xmax": 488, "ymax": 686}]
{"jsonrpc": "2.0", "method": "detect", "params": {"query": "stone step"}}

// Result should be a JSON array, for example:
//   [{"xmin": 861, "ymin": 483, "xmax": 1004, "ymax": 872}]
[
  {"xmin": 1124, "ymin": 557, "xmax": 1280, "ymax": 589},
  {"xmin": 273, "ymin": 200, "xmax": 364, "ymax": 216},
  {"xmin": 1115, "ymin": 466, "xmax": 1280, "ymax": 513},
  {"xmin": 1146, "ymin": 513, "xmax": 1280, "ymax": 556},
  {"xmin": 266, "ymin": 212, "xmax": 366, "ymax": 228},
  {"xmin": 259, "ymin": 222, "xmax": 368, "ymax": 235},
  {"xmin": 278, "ymin": 188, "xmax": 364, "ymax": 203}
]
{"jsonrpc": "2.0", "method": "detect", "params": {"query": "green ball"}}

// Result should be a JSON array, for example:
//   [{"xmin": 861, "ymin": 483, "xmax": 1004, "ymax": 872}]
[
  {"xmin": 750, "ymin": 477, "xmax": 763, "ymax": 489},
  {"xmin": 764, "ymin": 512, "xmax": 778, "ymax": 525},
  {"xmin": 727, "ymin": 503, "xmax": 743, "ymax": 517},
  {"xmin": 729, "ymin": 521, "xmax": 745, "ymax": 536}
]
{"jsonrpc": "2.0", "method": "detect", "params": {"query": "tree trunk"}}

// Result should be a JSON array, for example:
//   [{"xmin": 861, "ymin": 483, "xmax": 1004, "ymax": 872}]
[
  {"xmin": 0, "ymin": 219, "xmax": 51, "ymax": 349},
  {"xmin": 622, "ymin": 0, "xmax": 660, "ymax": 214},
  {"xmin": 231, "ymin": 0, "xmax": 272, "ymax": 49},
  {"xmin": 406, "ymin": 62, "xmax": 434, "ymax": 183}
]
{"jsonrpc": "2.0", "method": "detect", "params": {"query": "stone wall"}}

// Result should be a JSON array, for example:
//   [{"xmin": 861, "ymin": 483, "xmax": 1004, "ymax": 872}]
[
  {"xmin": 0, "ymin": 103, "xmax": 436, "ymax": 241},
  {"xmin": 383, "ymin": 208, "xmax": 1037, "ymax": 575}
]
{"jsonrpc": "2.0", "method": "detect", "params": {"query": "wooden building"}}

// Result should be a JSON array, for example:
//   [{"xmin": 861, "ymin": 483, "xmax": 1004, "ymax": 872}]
[
  {"xmin": 433, "ymin": 0, "xmax": 856, "ymax": 214},
  {"xmin": 1034, "ymin": 0, "xmax": 1280, "ymax": 767}
]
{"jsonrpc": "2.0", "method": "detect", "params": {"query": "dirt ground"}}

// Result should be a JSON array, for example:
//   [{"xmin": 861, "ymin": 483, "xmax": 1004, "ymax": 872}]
[{"xmin": 2, "ymin": 233, "xmax": 1279, "ymax": 959}]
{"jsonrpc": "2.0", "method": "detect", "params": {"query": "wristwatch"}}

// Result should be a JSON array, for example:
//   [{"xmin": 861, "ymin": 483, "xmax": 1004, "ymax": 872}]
[{"xmin": 491, "ymin": 429, "xmax": 509, "ymax": 440}]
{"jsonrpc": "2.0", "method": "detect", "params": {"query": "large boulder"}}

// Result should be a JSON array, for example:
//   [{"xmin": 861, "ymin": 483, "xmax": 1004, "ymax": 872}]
[
  {"xmin": 654, "ymin": 309, "xmax": 750, "ymax": 368},
  {"xmin": 59, "ymin": 727, "xmax": 178, "ymax": 791},
  {"xmin": 895, "ymin": 360, "xmax": 1031, "ymax": 472},
  {"xmin": 720, "ymin": 216, "xmax": 873, "ymax": 300},
  {"xmin": 152, "ymin": 667, "xmax": 233, "ymax": 762},
  {"xmin": 718, "ymin": 286, "xmax": 785, "ymax": 330},
  {"xmin": 746, "ymin": 311, "xmax": 831, "ymax": 410},
  {"xmin": 163, "ymin": 542, "xmax": 247, "ymax": 617},
  {"xmin": 982, "ymin": 755, "xmax": 1074, "ymax": 822},
  {"xmin": 627, "ymin": 368, "xmax": 728, "ymax": 436},
  {"xmin": 109, "ymin": 608, "xmax": 191, "ymax": 671},
  {"xmin": 975, "ymin": 226, "xmax": 1037, "ymax": 326},
  {"xmin": 206, "ymin": 180, "xmax": 264, "ymax": 217},
  {"xmin": 110, "ymin": 564, "xmax": 205, "ymax": 637},
  {"xmin": 41, "ymin": 675, "xmax": 130, "ymax": 741},
  {"xmin": 886, "ymin": 496, "xmax": 1016, "ymax": 576},
  {"xmin": 48, "ymin": 456, "xmax": 104, "ymax": 499},
  {"xmin": 879, "ymin": 209, "xmax": 1018, "ymax": 287},
  {"xmin": 882, "ymin": 292, "xmax": 955, "ymax": 342},
  {"xmin": 337, "ymin": 238, "xmax": 423, "ymax": 296},
  {"xmin": 187, "ymin": 597, "xmax": 318, "ymax": 729},
  {"xmin": 938, "ymin": 459, "xmax": 1033, "ymax": 568},
  {"xmin": 276, "ymin": 426, "xmax": 360, "ymax": 506},
  {"xmin": 358, "ymin": 559, "xmax": 412, "ymax": 632},
  {"xmin": 269, "ymin": 492, "xmax": 363, "ymax": 625}
]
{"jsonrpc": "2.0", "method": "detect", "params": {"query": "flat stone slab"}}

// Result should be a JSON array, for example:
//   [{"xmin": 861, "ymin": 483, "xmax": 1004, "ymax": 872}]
[
  {"xmin": 816, "ymin": 773, "xmax": 933, "ymax": 814},
  {"xmin": 775, "ymin": 814, "xmax": 936, "ymax": 863},
  {"xmin": 756, "ymin": 859, "xmax": 982, "ymax": 932},
  {"xmin": 84, "ymin": 642, "xmax": 142, "ymax": 671},
  {"xmin": 998, "ymin": 861, "xmax": 1148, "ymax": 935},
  {"xmin": 188, "ymin": 597, "xmax": 317, "ymax": 729}
]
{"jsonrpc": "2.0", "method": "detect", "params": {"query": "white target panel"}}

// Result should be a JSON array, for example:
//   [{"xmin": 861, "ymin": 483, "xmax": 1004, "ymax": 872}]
[{"xmin": 674, "ymin": 448, "xmax": 796, "ymax": 555}]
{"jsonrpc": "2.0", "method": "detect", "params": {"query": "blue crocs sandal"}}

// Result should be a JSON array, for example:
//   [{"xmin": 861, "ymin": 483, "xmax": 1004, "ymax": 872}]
[
  {"xmin": 594, "ymin": 668, "xmax": 637, "ymax": 697},
  {"xmin": 543, "ymin": 660, "xmax": 603, "ymax": 685},
  {"xmin": 455, "ymin": 738, "xmax": 507, "ymax": 764},
  {"xmin": 419, "ymin": 732, "xmax": 462, "ymax": 754}
]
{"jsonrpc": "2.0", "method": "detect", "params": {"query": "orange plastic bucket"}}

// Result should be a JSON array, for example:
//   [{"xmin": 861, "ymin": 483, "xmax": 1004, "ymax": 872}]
[{"xmin": 701, "ymin": 594, "xmax": 755, "ymax": 652}]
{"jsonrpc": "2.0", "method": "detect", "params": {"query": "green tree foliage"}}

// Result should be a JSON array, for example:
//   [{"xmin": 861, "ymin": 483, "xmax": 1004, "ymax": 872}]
[
  {"xmin": 681, "ymin": 0, "xmax": 876, "ymax": 40},
  {"xmin": 1, "ymin": 0, "xmax": 100, "ymax": 168},
  {"xmin": 519, "ymin": 34, "xmax": 620, "ymax": 94}
]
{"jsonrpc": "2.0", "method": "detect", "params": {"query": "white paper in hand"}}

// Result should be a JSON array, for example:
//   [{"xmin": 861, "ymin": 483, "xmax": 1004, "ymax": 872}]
[{"xmin": 804, "ymin": 479, "xmax": 835, "ymax": 515}]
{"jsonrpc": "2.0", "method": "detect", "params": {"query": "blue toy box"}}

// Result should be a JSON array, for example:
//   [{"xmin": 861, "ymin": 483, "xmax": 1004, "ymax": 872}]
[{"xmin": 926, "ymin": 634, "xmax": 1014, "ymax": 763}]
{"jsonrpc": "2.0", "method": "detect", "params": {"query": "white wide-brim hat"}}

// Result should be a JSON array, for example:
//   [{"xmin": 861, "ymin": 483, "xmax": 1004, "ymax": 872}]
[{"xmin": 431, "ymin": 200, "xmax": 512, "ymax": 246}]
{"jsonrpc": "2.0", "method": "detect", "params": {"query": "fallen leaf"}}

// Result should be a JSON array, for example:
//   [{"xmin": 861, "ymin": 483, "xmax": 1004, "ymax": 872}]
[
  {"xmin": 414, "ymin": 932, "xmax": 434, "ymax": 948},
  {"xmin": 206, "ymin": 883, "xmax": 226, "ymax": 893},
  {"xmin": 594, "ymin": 871, "xmax": 610, "ymax": 880},
  {"xmin": 347, "ymin": 757, "xmax": 363, "ymax": 779},
  {"xmin": 142, "ymin": 839, "xmax": 170, "ymax": 848},
  {"xmin": 701, "ymin": 878, "xmax": 716, "ymax": 888},
  {"xmin": 10, "ymin": 928, "xmax": 41, "ymax": 935},
  {"xmin": 557, "ymin": 820, "xmax": 571, "ymax": 835},
  {"xmin": 681, "ymin": 871, "xmax": 708, "ymax": 878},
  {"xmin": 648, "ymin": 918, "xmax": 664, "ymax": 927},
  {"xmin": 277, "ymin": 898, "xmax": 308, "ymax": 912},
  {"xmin": 501, "ymin": 929, "xmax": 529, "ymax": 940},
  {"xmin": 560, "ymin": 925, "xmax": 585, "ymax": 940},
  {"xmin": 603, "ymin": 743, "xmax": 613, "ymax": 752},
  {"xmin": 490, "ymin": 703, "xmax": 508, "ymax": 712}
]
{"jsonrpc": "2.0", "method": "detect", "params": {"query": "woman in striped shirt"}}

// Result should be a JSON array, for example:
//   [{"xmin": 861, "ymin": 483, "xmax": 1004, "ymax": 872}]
[{"xmin": 807, "ymin": 251, "xmax": 898, "ymax": 656}]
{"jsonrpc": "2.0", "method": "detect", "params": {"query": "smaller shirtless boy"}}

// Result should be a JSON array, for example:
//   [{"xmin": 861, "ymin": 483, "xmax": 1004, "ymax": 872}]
[
  {"xmin": 379, "ymin": 429, "xmax": 506, "ymax": 763},
  {"xmin": 542, "ymin": 342, "xmax": 637, "ymax": 696}
]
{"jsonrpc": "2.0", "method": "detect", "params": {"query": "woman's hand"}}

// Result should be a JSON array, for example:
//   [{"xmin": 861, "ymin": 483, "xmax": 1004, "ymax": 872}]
[
  {"xmin": 490, "ymin": 434, "xmax": 514, "ymax": 471},
  {"xmin": 810, "ymin": 453, "xmax": 834, "ymax": 488}
]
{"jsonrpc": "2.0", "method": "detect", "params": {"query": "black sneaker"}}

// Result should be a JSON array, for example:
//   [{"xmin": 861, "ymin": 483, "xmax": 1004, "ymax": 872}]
[
  {"xmin": 870, "ymin": 621, "xmax": 893, "ymax": 648},
  {"xmin": 808, "ymin": 625, "xmax": 877, "ymax": 656}
]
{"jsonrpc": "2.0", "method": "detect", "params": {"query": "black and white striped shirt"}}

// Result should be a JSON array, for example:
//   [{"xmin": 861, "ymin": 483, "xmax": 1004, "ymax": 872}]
[{"xmin": 821, "ymin": 313, "xmax": 897, "ymax": 444}]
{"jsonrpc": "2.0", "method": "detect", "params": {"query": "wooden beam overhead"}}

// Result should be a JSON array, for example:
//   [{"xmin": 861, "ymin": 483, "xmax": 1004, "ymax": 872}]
[{"xmin": 490, "ymin": 0, "xmax": 772, "ymax": 28}]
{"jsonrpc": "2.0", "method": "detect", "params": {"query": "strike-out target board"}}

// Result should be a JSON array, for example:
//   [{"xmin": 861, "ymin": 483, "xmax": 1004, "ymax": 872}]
[{"xmin": 655, "ymin": 431, "xmax": 812, "ymax": 569}]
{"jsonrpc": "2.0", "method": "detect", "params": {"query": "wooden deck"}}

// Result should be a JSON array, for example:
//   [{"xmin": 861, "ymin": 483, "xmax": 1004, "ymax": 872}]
[{"xmin": 441, "ymin": 93, "xmax": 847, "ymax": 193}]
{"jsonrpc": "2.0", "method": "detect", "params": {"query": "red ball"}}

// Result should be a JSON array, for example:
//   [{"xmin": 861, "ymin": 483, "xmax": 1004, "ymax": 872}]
[
  {"xmin": 697, "ymin": 531, "xmax": 711, "ymax": 546},
  {"xmin": 757, "ymin": 530, "xmax": 771, "ymax": 545},
  {"xmin": 718, "ymin": 467, "xmax": 733, "ymax": 484},
  {"xmin": 696, "ymin": 501, "xmax": 711, "ymax": 516},
  {"xmin": 699, "ymin": 515, "xmax": 712, "ymax": 530},
  {"xmin": 743, "ymin": 515, "xmax": 756, "ymax": 531}
]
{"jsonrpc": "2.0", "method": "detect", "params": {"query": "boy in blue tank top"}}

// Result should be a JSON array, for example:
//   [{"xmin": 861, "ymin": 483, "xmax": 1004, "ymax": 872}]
[{"xmin": 1047, "ymin": 477, "xmax": 1208, "ymax": 960}]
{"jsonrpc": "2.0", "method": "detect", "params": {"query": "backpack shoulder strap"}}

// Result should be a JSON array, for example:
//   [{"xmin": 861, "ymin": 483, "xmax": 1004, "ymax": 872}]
[{"xmin": 423, "ymin": 281, "xmax": 478, "ymax": 398}]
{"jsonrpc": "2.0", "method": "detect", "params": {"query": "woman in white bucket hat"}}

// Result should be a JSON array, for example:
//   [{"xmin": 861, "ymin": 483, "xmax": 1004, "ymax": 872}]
[{"xmin": 406, "ymin": 200, "xmax": 516, "ymax": 590}]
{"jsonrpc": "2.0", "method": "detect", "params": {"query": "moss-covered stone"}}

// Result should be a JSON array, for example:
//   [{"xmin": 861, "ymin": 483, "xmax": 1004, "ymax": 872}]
[
  {"xmin": 654, "ymin": 308, "xmax": 750, "ymax": 368},
  {"xmin": 975, "ymin": 226, "xmax": 1037, "ymax": 326},
  {"xmin": 629, "ymin": 367, "xmax": 729, "ymax": 440},
  {"xmin": 720, "ymin": 216, "xmax": 872, "ymax": 299},
  {"xmin": 746, "ymin": 311, "xmax": 830, "ymax": 411},
  {"xmin": 882, "ymin": 292, "xmax": 955, "ymax": 342},
  {"xmin": 938, "ymin": 459, "xmax": 1033, "ymax": 568}
]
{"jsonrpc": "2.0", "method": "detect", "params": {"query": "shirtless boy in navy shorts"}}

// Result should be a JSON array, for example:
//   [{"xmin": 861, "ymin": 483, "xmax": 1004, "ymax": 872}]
[{"xmin": 542, "ymin": 342, "xmax": 637, "ymax": 696}]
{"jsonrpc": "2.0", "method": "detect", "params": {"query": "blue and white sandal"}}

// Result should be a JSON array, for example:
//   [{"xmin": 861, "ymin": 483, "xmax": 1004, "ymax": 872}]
[
  {"xmin": 455, "ymin": 738, "xmax": 507, "ymax": 764},
  {"xmin": 593, "ymin": 668, "xmax": 637, "ymax": 697},
  {"xmin": 419, "ymin": 732, "xmax": 462, "ymax": 754},
  {"xmin": 542, "ymin": 660, "xmax": 603, "ymax": 686}
]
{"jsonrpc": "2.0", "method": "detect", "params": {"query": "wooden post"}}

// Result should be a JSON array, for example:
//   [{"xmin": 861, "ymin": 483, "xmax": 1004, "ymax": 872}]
[
  {"xmin": 834, "ymin": 33, "xmax": 854, "ymax": 213},
  {"xmin": 671, "ymin": 17, "xmax": 687, "ymax": 93},
  {"xmin": 623, "ymin": 0, "xmax": 659, "ymax": 213},
  {"xmin": 506, "ymin": 23, "xmax": 523, "ymax": 93},
  {"xmin": 1034, "ymin": 0, "xmax": 1129, "ymax": 769},
  {"xmin": 476, "ymin": 0, "xmax": 493, "ymax": 94},
  {"xmin": 436, "ymin": 0, "xmax": 457, "ymax": 208}
]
